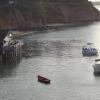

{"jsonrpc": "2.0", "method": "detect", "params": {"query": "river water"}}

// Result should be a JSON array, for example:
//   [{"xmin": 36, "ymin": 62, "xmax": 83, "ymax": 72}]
[{"xmin": 0, "ymin": 6, "xmax": 100, "ymax": 100}]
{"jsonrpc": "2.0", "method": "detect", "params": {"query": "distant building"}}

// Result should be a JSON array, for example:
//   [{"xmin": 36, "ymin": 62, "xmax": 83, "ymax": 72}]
[
  {"xmin": 9, "ymin": 0, "xmax": 17, "ymax": 5},
  {"xmin": 0, "ymin": 0, "xmax": 17, "ymax": 6}
]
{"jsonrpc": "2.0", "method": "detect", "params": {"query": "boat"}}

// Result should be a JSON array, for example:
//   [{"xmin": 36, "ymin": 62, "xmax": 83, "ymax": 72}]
[
  {"xmin": 93, "ymin": 59, "xmax": 100, "ymax": 75},
  {"xmin": 38, "ymin": 75, "xmax": 50, "ymax": 84},
  {"xmin": 82, "ymin": 43, "xmax": 98, "ymax": 56},
  {"xmin": 0, "ymin": 30, "xmax": 24, "ymax": 62},
  {"xmin": 3, "ymin": 31, "xmax": 24, "ymax": 53}
]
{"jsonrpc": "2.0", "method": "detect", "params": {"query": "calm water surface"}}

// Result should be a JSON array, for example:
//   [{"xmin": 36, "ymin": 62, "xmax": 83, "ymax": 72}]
[{"xmin": 1, "ymin": 8, "xmax": 100, "ymax": 100}]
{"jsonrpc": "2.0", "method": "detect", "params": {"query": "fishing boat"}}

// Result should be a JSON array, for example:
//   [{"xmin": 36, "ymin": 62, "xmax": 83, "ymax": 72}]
[
  {"xmin": 3, "ymin": 31, "xmax": 24, "ymax": 53},
  {"xmin": 82, "ymin": 43, "xmax": 98, "ymax": 56},
  {"xmin": 0, "ymin": 30, "xmax": 24, "ymax": 62},
  {"xmin": 38, "ymin": 75, "xmax": 50, "ymax": 84}
]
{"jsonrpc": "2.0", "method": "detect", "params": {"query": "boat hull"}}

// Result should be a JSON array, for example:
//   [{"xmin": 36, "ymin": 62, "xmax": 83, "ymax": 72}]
[
  {"xmin": 82, "ymin": 48, "xmax": 98, "ymax": 56},
  {"xmin": 93, "ymin": 65, "xmax": 100, "ymax": 75},
  {"xmin": 38, "ymin": 75, "xmax": 50, "ymax": 84},
  {"xmin": 82, "ymin": 50, "xmax": 98, "ymax": 56},
  {"xmin": 82, "ymin": 43, "xmax": 98, "ymax": 56}
]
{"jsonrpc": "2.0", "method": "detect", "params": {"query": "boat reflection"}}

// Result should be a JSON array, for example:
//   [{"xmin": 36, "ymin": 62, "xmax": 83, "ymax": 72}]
[{"xmin": 0, "ymin": 60, "xmax": 20, "ymax": 78}]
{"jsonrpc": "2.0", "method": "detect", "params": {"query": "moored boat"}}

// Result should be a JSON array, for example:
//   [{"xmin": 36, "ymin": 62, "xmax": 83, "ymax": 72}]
[
  {"xmin": 82, "ymin": 43, "xmax": 98, "ymax": 56},
  {"xmin": 93, "ymin": 59, "xmax": 100, "ymax": 75},
  {"xmin": 38, "ymin": 75, "xmax": 50, "ymax": 84},
  {"xmin": 0, "ymin": 30, "xmax": 24, "ymax": 62}
]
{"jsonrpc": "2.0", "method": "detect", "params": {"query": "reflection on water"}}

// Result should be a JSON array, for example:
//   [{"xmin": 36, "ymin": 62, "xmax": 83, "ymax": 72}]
[
  {"xmin": 23, "ymin": 39, "xmax": 83, "ymax": 59},
  {"xmin": 0, "ymin": 64, "xmax": 16, "ymax": 78},
  {"xmin": 0, "ymin": 59, "xmax": 21, "ymax": 78},
  {"xmin": 23, "ymin": 40, "xmax": 42, "ymax": 58}
]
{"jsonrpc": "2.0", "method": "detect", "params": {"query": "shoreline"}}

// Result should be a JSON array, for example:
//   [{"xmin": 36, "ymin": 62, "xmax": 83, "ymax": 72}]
[{"xmin": 12, "ymin": 21, "xmax": 100, "ymax": 38}]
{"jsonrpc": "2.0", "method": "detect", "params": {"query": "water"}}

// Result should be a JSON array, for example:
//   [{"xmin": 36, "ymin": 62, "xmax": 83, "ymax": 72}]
[
  {"xmin": 1, "ymin": 7, "xmax": 100, "ymax": 100},
  {"xmin": 95, "ymin": 5, "xmax": 100, "ymax": 11}
]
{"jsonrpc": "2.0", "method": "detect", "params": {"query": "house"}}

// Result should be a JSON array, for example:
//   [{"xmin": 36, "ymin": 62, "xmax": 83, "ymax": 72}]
[
  {"xmin": 0, "ymin": 0, "xmax": 16, "ymax": 6},
  {"xmin": 9, "ymin": 0, "xmax": 17, "ymax": 5}
]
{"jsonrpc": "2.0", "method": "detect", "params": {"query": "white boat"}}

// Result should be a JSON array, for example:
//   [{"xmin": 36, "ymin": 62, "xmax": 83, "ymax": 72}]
[
  {"xmin": 93, "ymin": 59, "xmax": 100, "ymax": 75},
  {"xmin": 82, "ymin": 43, "xmax": 98, "ymax": 56},
  {"xmin": 3, "ymin": 32, "xmax": 12, "ymax": 47},
  {"xmin": 3, "ymin": 31, "xmax": 24, "ymax": 54}
]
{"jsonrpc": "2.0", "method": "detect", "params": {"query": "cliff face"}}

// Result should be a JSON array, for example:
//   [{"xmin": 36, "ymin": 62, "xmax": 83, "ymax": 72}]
[
  {"xmin": 47, "ymin": 1, "xmax": 100, "ymax": 23},
  {"xmin": 0, "ymin": 0, "xmax": 99, "ymax": 30}
]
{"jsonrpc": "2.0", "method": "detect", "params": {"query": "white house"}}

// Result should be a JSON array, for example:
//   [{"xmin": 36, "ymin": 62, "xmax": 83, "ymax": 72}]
[{"xmin": 9, "ymin": 0, "xmax": 17, "ymax": 5}]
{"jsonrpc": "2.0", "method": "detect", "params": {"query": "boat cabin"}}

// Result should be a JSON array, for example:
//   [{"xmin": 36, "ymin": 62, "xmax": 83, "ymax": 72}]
[{"xmin": 3, "ymin": 32, "xmax": 12, "ymax": 46}]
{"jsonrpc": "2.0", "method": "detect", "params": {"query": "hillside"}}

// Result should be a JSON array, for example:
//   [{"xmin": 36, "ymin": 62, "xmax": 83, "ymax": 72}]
[{"xmin": 0, "ymin": 0, "xmax": 99, "ymax": 30}]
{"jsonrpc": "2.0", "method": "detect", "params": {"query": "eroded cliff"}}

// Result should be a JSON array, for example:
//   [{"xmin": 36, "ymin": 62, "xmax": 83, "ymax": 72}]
[
  {"xmin": 47, "ymin": 1, "xmax": 100, "ymax": 23},
  {"xmin": 0, "ymin": 0, "xmax": 99, "ymax": 30}
]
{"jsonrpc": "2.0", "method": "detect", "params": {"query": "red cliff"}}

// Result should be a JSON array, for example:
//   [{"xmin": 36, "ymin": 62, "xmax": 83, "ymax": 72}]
[
  {"xmin": 47, "ymin": 1, "xmax": 100, "ymax": 23},
  {"xmin": 0, "ymin": 0, "xmax": 99, "ymax": 30}
]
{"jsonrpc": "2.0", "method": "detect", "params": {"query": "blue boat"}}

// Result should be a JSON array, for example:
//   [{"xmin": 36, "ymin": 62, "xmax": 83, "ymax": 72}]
[{"xmin": 82, "ymin": 43, "xmax": 98, "ymax": 56}]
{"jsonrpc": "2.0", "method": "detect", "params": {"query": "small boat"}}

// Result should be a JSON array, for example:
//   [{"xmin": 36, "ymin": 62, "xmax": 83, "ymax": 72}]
[
  {"xmin": 38, "ymin": 75, "xmax": 50, "ymax": 84},
  {"xmin": 3, "ymin": 32, "xmax": 24, "ymax": 53},
  {"xmin": 82, "ymin": 43, "xmax": 98, "ymax": 56},
  {"xmin": 93, "ymin": 59, "xmax": 100, "ymax": 75}
]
